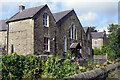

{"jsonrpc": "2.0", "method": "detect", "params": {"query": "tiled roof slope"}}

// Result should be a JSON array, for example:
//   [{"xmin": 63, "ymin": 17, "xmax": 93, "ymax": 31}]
[
  {"xmin": 91, "ymin": 32, "xmax": 104, "ymax": 39},
  {"xmin": 0, "ymin": 20, "xmax": 7, "ymax": 31},
  {"xmin": 53, "ymin": 10, "xmax": 72, "ymax": 22},
  {"xmin": 8, "ymin": 5, "xmax": 46, "ymax": 22}
]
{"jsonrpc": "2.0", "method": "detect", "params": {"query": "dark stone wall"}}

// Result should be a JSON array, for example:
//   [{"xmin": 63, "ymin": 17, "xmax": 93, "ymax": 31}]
[
  {"xmin": 34, "ymin": 6, "xmax": 56, "ymax": 55},
  {"xmin": 86, "ymin": 28, "xmax": 93, "ymax": 58},
  {"xmin": 56, "ymin": 10, "xmax": 88, "ymax": 58}
]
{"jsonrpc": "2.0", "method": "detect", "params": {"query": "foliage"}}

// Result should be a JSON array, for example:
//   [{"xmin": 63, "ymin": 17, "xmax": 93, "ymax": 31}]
[
  {"xmin": 2, "ymin": 52, "xmax": 117, "ymax": 79},
  {"xmin": 2, "ymin": 52, "xmax": 42, "ymax": 80},
  {"xmin": 104, "ymin": 24, "xmax": 120, "ymax": 60},
  {"xmin": 94, "ymin": 24, "xmax": 120, "ymax": 60},
  {"xmin": 41, "ymin": 56, "xmax": 88, "ymax": 78},
  {"xmin": 93, "ymin": 48, "xmax": 106, "ymax": 55}
]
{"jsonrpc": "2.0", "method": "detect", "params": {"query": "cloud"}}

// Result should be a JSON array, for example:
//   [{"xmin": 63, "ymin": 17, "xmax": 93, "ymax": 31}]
[
  {"xmin": 79, "ymin": 12, "xmax": 98, "ymax": 25},
  {"xmin": 61, "ymin": 1, "xmax": 118, "ymax": 17},
  {"xmin": 0, "ymin": 0, "xmax": 118, "ymax": 33}
]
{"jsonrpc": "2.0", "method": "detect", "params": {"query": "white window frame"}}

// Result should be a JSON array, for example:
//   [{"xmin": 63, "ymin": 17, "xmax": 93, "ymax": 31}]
[
  {"xmin": 75, "ymin": 28, "xmax": 77, "ymax": 40},
  {"xmin": 72, "ymin": 24, "xmax": 74, "ymax": 39},
  {"xmin": 63, "ymin": 37, "xmax": 67, "ymax": 52},
  {"xmin": 94, "ymin": 40, "xmax": 97, "ymax": 45},
  {"xmin": 44, "ymin": 37, "xmax": 50, "ymax": 52},
  {"xmin": 43, "ymin": 13, "xmax": 49, "ymax": 27},
  {"xmin": 80, "ymin": 42, "xmax": 82, "ymax": 53}
]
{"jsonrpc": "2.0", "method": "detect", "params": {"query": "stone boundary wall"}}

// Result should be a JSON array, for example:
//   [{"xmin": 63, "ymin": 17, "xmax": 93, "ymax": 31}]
[
  {"xmin": 93, "ymin": 54, "xmax": 107, "ymax": 59},
  {"xmin": 63, "ymin": 63, "xmax": 120, "ymax": 80}
]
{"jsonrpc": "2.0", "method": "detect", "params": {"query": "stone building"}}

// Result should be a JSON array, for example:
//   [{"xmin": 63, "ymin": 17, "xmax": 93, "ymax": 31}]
[
  {"xmin": 0, "ymin": 20, "xmax": 7, "ymax": 55},
  {"xmin": 6, "ymin": 4, "xmax": 92, "ymax": 58},
  {"xmin": 83, "ymin": 27, "xmax": 93, "ymax": 58},
  {"xmin": 91, "ymin": 31, "xmax": 107, "ymax": 50},
  {"xmin": 7, "ymin": 4, "xmax": 56, "ymax": 56},
  {"xmin": 53, "ymin": 10, "xmax": 91, "ymax": 58}
]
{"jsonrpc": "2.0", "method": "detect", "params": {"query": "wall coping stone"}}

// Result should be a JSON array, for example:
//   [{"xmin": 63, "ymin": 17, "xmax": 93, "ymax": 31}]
[{"xmin": 65, "ymin": 62, "xmax": 120, "ymax": 79}]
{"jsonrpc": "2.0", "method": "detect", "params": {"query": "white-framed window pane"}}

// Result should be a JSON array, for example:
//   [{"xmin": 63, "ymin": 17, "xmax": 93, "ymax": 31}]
[
  {"xmin": 72, "ymin": 24, "xmax": 74, "ymax": 39},
  {"xmin": 44, "ymin": 37, "xmax": 50, "ymax": 51},
  {"xmin": 75, "ymin": 28, "xmax": 77, "ymax": 40},
  {"xmin": 94, "ymin": 40, "xmax": 97, "ymax": 45},
  {"xmin": 80, "ymin": 42, "xmax": 82, "ymax": 53},
  {"xmin": 48, "ymin": 39, "xmax": 50, "ymax": 51},
  {"xmin": 43, "ymin": 13, "xmax": 49, "ymax": 27},
  {"xmin": 63, "ymin": 37, "xmax": 67, "ymax": 52}
]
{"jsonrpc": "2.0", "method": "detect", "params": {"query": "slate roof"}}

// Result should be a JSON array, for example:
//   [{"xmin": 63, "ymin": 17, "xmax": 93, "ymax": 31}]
[
  {"xmin": 70, "ymin": 43, "xmax": 81, "ymax": 49},
  {"xmin": 8, "ymin": 5, "xmax": 46, "ymax": 22},
  {"xmin": 53, "ymin": 10, "xmax": 72, "ymax": 22},
  {"xmin": 91, "ymin": 32, "xmax": 104, "ymax": 39},
  {"xmin": 0, "ymin": 20, "xmax": 7, "ymax": 31},
  {"xmin": 83, "ymin": 27, "xmax": 89, "ymax": 33}
]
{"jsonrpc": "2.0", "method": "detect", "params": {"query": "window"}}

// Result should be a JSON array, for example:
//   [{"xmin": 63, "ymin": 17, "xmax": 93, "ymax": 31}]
[
  {"xmin": 43, "ymin": 13, "xmax": 49, "ymax": 27},
  {"xmin": 69, "ymin": 28, "xmax": 71, "ymax": 39},
  {"xmin": 79, "ymin": 42, "xmax": 82, "ymax": 53},
  {"xmin": 75, "ymin": 28, "xmax": 77, "ymax": 40},
  {"xmin": 63, "ymin": 37, "xmax": 67, "ymax": 52},
  {"xmin": 69, "ymin": 24, "xmax": 77, "ymax": 40},
  {"xmin": 44, "ymin": 37, "xmax": 50, "ymax": 51},
  {"xmin": 72, "ymin": 24, "xmax": 74, "ymax": 39},
  {"xmin": 88, "ymin": 47, "xmax": 90, "ymax": 55},
  {"xmin": 94, "ymin": 40, "xmax": 97, "ymax": 45}
]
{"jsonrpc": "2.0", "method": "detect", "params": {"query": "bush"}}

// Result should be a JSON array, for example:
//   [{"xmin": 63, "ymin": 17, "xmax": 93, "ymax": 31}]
[
  {"xmin": 2, "ymin": 52, "xmax": 42, "ymax": 80},
  {"xmin": 93, "ymin": 49, "xmax": 106, "ymax": 55}
]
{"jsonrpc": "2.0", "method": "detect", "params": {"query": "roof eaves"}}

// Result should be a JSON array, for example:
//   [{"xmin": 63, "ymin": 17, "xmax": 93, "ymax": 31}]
[{"xmin": 6, "ymin": 11, "xmax": 20, "ymax": 23}]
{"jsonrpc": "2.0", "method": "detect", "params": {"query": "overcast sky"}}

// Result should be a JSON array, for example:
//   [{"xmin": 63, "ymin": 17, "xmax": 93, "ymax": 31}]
[{"xmin": 0, "ymin": 0, "xmax": 119, "ymax": 33}]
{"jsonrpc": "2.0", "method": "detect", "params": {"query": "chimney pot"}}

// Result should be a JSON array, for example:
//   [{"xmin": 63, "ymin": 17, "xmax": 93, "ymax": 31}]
[{"xmin": 19, "ymin": 5, "xmax": 25, "ymax": 12}]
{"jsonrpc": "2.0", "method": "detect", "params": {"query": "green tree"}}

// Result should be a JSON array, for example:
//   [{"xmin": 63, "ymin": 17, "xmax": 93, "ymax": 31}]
[{"xmin": 102, "ymin": 24, "xmax": 120, "ymax": 60}]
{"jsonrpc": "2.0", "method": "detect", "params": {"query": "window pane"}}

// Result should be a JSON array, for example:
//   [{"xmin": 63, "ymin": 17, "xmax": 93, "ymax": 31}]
[
  {"xmin": 72, "ymin": 25, "xmax": 73, "ymax": 39},
  {"xmin": 75, "ymin": 28, "xmax": 76, "ymax": 40},
  {"xmin": 69, "ymin": 28, "xmax": 71, "ymax": 39},
  {"xmin": 43, "ymin": 13, "xmax": 47, "ymax": 27}
]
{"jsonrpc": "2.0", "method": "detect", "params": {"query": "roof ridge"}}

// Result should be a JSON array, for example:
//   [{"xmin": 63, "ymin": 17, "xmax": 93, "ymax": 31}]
[
  {"xmin": 23, "ymin": 4, "xmax": 45, "ymax": 11},
  {"xmin": 7, "ymin": 4, "xmax": 46, "ymax": 22}
]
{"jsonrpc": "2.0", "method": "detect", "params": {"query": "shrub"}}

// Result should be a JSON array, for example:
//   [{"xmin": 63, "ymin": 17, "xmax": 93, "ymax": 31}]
[{"xmin": 2, "ymin": 53, "xmax": 42, "ymax": 80}]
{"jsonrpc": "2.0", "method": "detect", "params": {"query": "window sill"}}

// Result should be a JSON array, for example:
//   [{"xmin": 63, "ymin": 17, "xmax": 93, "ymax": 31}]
[
  {"xmin": 43, "ymin": 25, "xmax": 49, "ymax": 28},
  {"xmin": 43, "ymin": 50, "xmax": 50, "ymax": 53}
]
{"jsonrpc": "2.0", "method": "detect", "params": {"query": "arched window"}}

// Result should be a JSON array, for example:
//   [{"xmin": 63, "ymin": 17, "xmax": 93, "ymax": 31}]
[
  {"xmin": 69, "ymin": 24, "xmax": 77, "ymax": 40},
  {"xmin": 43, "ymin": 13, "xmax": 49, "ymax": 27},
  {"xmin": 75, "ymin": 28, "xmax": 77, "ymax": 40},
  {"xmin": 72, "ymin": 24, "xmax": 74, "ymax": 39}
]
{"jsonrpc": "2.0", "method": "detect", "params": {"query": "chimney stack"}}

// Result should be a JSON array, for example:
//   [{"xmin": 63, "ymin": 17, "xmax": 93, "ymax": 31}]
[{"xmin": 19, "ymin": 5, "xmax": 25, "ymax": 12}]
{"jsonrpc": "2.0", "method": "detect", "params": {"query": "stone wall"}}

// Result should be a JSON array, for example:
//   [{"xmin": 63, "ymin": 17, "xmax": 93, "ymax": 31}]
[
  {"xmin": 34, "ymin": 6, "xmax": 56, "ymax": 55},
  {"xmin": 94, "ymin": 54, "xmax": 107, "ymax": 59},
  {"xmin": 0, "ymin": 31, "xmax": 7, "ymax": 54},
  {"xmin": 8, "ymin": 19, "xmax": 34, "ymax": 55},
  {"xmin": 65, "ymin": 63, "xmax": 120, "ymax": 80}
]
